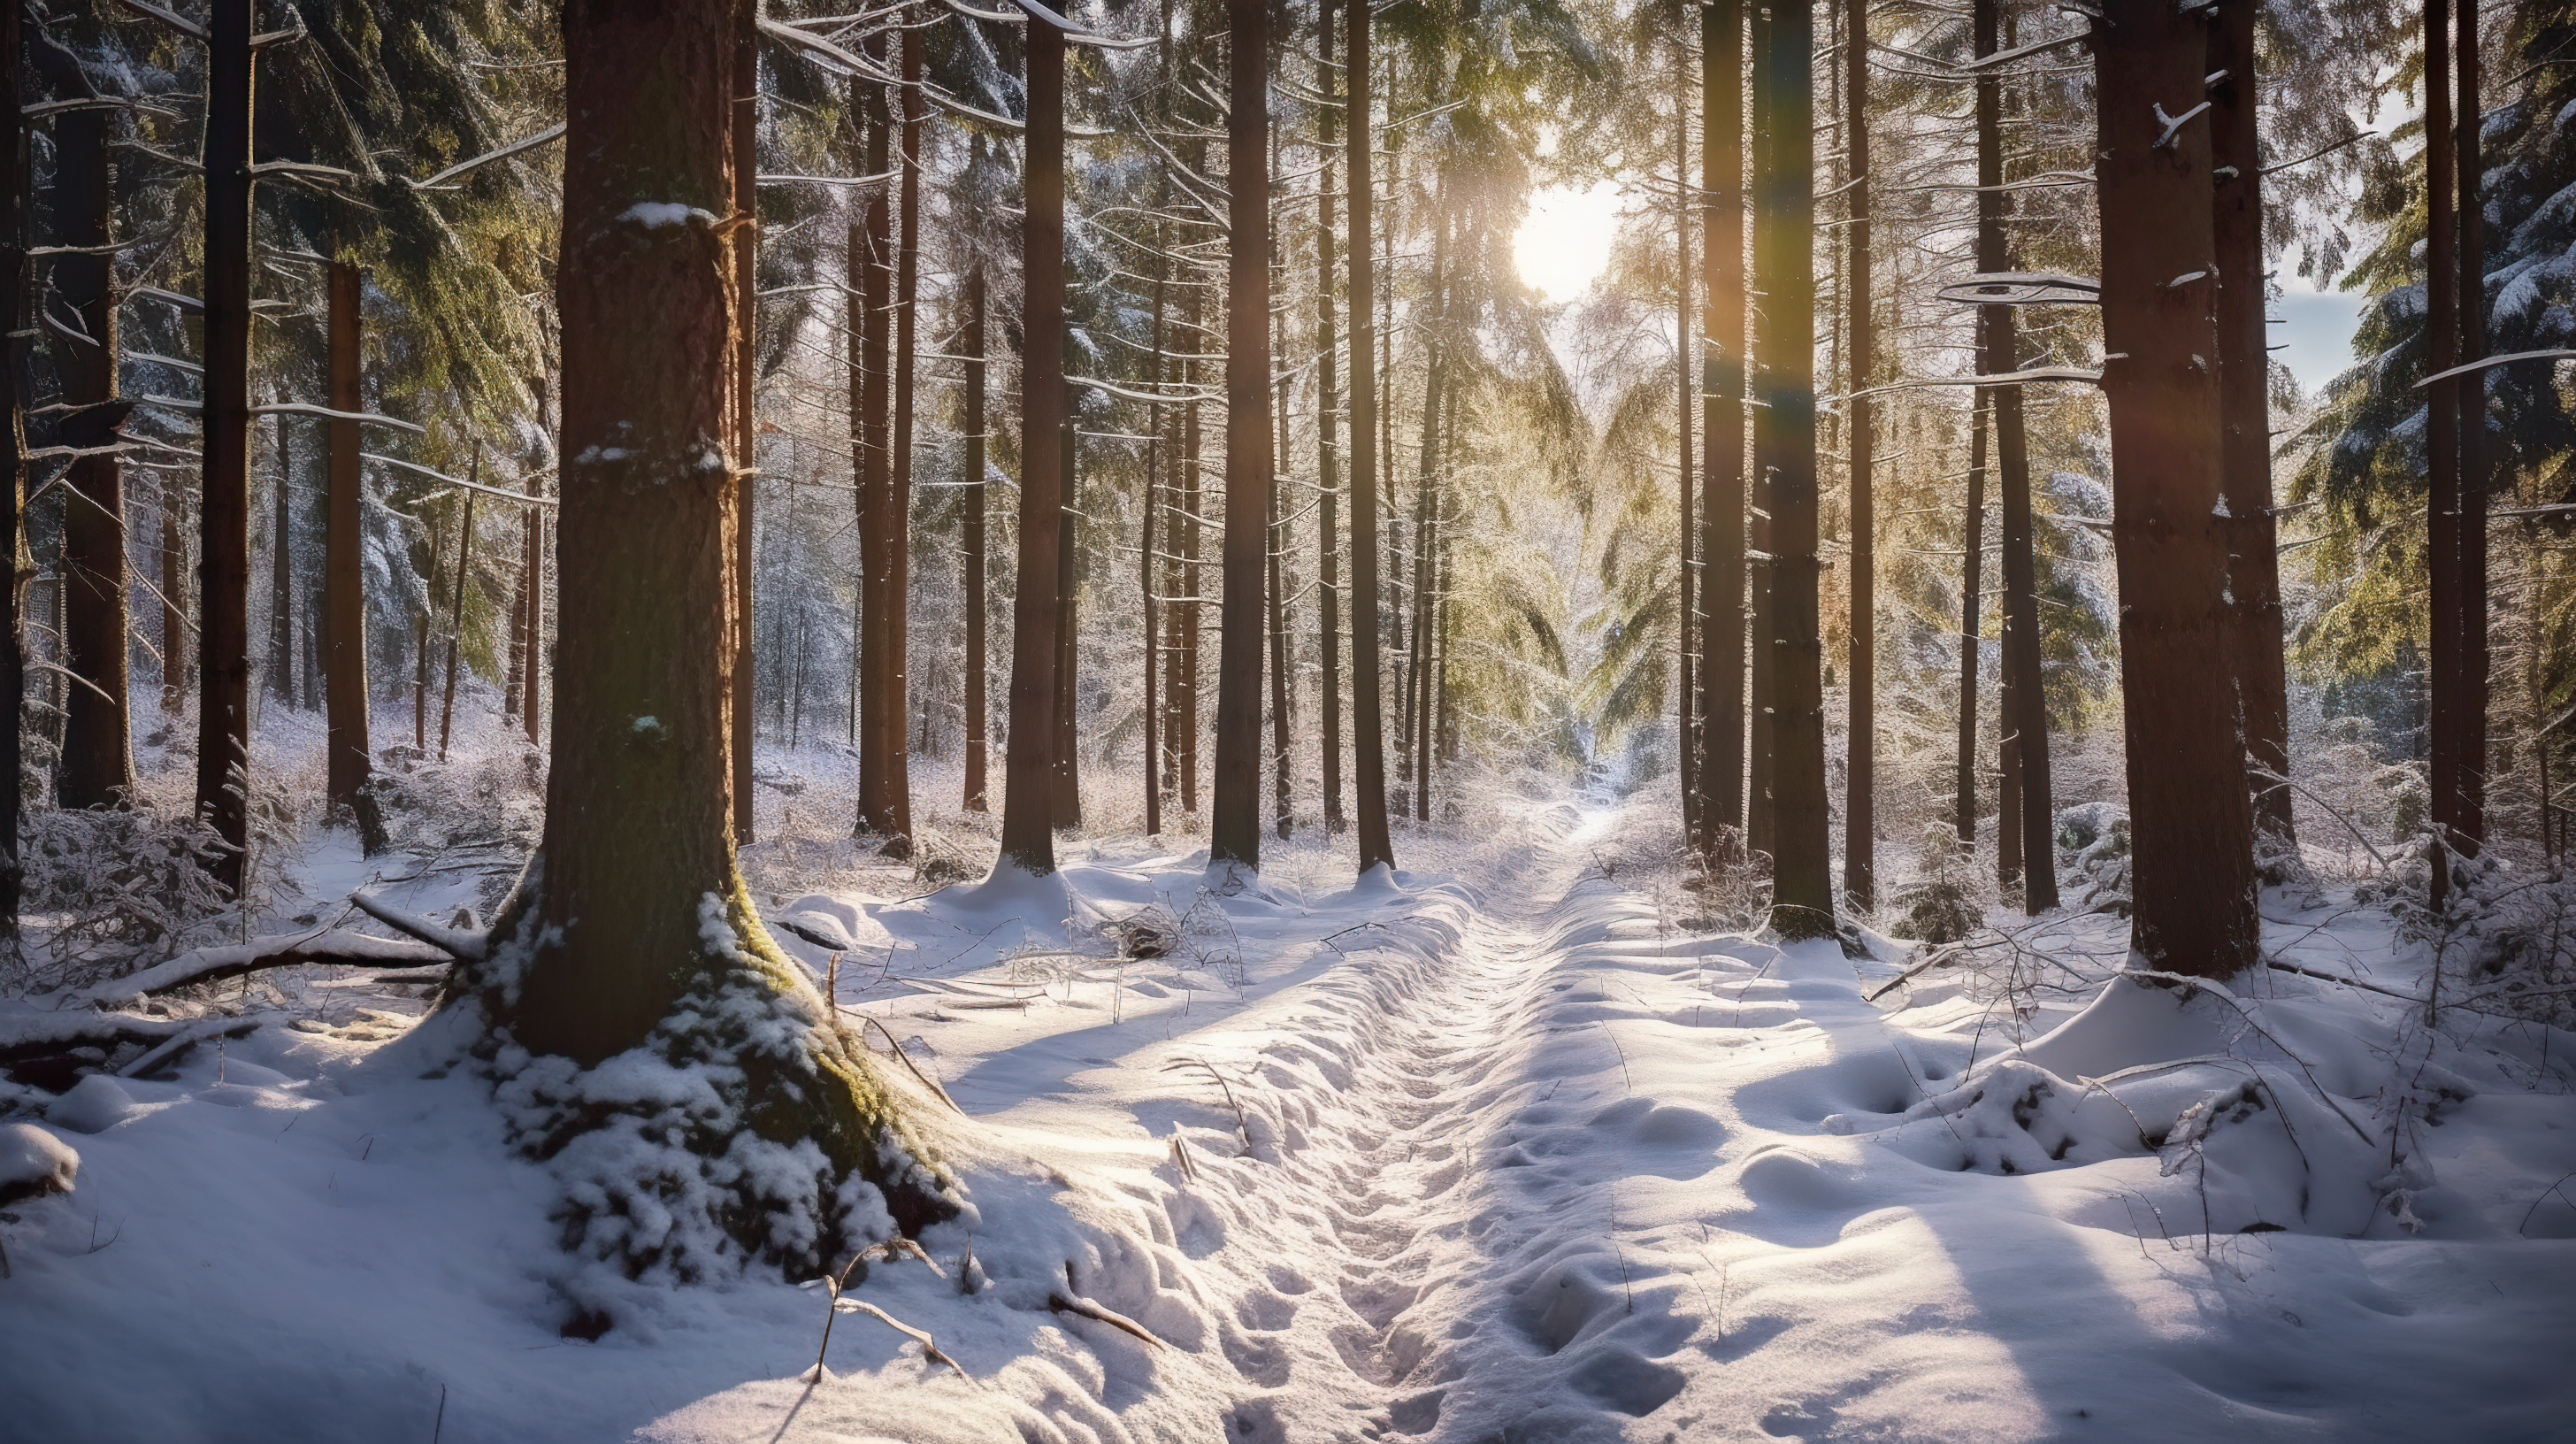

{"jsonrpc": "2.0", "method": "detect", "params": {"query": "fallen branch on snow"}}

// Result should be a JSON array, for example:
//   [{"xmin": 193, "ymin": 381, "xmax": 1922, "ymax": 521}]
[
  {"xmin": 63, "ymin": 929, "xmax": 450, "ymax": 1008},
  {"xmin": 1047, "ymin": 1292, "xmax": 1164, "ymax": 1348},
  {"xmin": 0, "ymin": 1010, "xmax": 261, "ymax": 1087},
  {"xmin": 349, "ymin": 889, "xmax": 488, "ymax": 961}
]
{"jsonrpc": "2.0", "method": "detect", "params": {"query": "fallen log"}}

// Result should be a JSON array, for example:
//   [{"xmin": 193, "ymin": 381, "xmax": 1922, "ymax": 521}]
[{"xmin": 64, "ymin": 929, "xmax": 452, "ymax": 1008}]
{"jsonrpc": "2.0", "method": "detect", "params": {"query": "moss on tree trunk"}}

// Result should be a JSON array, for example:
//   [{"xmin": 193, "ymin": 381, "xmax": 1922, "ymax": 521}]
[{"xmin": 459, "ymin": 0, "xmax": 955, "ymax": 1288}]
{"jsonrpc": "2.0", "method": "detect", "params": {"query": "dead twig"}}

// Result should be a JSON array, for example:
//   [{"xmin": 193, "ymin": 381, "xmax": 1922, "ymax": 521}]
[
  {"xmin": 1047, "ymin": 1292, "xmax": 1165, "ymax": 1348},
  {"xmin": 856, "ymin": 1015, "xmax": 965, "ymax": 1116}
]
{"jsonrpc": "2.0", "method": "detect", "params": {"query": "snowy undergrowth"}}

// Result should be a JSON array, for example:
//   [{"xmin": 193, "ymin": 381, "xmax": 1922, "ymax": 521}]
[{"xmin": 4, "ymin": 749, "xmax": 2574, "ymax": 1440}]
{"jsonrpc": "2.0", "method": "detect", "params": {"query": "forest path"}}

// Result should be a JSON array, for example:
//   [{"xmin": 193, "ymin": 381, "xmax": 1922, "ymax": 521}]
[{"xmin": 1142, "ymin": 799, "xmax": 1787, "ymax": 1441}]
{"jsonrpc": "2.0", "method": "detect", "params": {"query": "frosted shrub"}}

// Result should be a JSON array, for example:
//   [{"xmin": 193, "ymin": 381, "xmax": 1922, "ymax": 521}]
[
  {"xmin": 366, "ymin": 744, "xmax": 544, "ymax": 861},
  {"xmin": 13, "ymin": 797, "xmax": 234, "ymax": 990},
  {"xmin": 2054, "ymin": 802, "xmax": 2132, "ymax": 916},
  {"xmin": 1888, "ymin": 826, "xmax": 1982, "ymax": 944}
]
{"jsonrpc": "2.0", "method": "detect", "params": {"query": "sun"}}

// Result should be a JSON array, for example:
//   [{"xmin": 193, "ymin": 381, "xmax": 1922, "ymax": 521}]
[{"xmin": 1515, "ymin": 182, "xmax": 1620, "ymax": 302}]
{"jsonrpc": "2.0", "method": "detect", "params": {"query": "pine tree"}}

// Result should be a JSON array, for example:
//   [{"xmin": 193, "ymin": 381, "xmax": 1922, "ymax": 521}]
[
  {"xmin": 2092, "ymin": 0, "xmax": 2258, "ymax": 978},
  {"xmin": 491, "ymin": 0, "xmax": 954, "ymax": 1281}
]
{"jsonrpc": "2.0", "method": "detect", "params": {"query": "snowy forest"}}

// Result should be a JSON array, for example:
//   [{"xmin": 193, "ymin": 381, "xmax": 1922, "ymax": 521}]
[{"xmin": 1, "ymin": 0, "xmax": 2572, "ymax": 1438}]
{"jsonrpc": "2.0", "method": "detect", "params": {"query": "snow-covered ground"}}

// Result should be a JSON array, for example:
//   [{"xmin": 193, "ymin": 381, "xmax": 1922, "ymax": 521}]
[{"xmin": 4, "ymin": 765, "xmax": 2575, "ymax": 1441}]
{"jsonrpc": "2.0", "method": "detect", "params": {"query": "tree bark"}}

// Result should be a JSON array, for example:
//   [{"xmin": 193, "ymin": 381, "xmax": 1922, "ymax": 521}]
[
  {"xmin": 2208, "ymin": 1, "xmax": 2295, "ymax": 852},
  {"xmin": 49, "ymin": 63, "xmax": 135, "ymax": 810},
  {"xmin": 324, "ymin": 260, "xmax": 374, "ymax": 839},
  {"xmin": 962, "ymin": 254, "xmax": 989, "ymax": 813},
  {"xmin": 1209, "ymin": 0, "xmax": 1274, "ymax": 873},
  {"xmin": 1345, "ymin": 0, "xmax": 1394, "ymax": 873},
  {"xmin": 2426, "ymin": 0, "xmax": 2463, "ymax": 908},
  {"xmin": 415, "ymin": 504, "xmax": 438, "ymax": 751},
  {"xmin": 196, "ymin": 0, "xmax": 256, "ymax": 895},
  {"xmin": 1756, "ymin": 0, "xmax": 1835, "ymax": 939},
  {"xmin": 1053, "ymin": 411, "xmax": 1080, "ymax": 826},
  {"xmin": 2092, "ymin": 0, "xmax": 2258, "ymax": 978},
  {"xmin": 1145, "ymin": 239, "xmax": 1164, "ymax": 837},
  {"xmin": 856, "ymin": 35, "xmax": 910, "ymax": 852},
  {"xmin": 1956, "ymin": 397, "xmax": 1988, "ymax": 845},
  {"xmin": 269, "ymin": 435, "xmax": 296, "ymax": 713},
  {"xmin": 997, "ymin": 19, "xmax": 1066, "ymax": 875},
  {"xmin": 1269, "ymin": 417, "xmax": 1292, "ymax": 840},
  {"xmin": 1843, "ymin": 0, "xmax": 1874, "ymax": 910},
  {"xmin": 1407, "ymin": 190, "xmax": 1449, "ymax": 818},
  {"xmin": 884, "ymin": 15, "xmax": 924, "ymax": 845},
  {"xmin": 1269, "ymin": 82, "xmax": 1294, "ymax": 843},
  {"xmin": 730, "ymin": 4, "xmax": 758, "ymax": 846},
  {"xmin": 1676, "ymin": 44, "xmax": 1700, "ymax": 849},
  {"xmin": 1700, "ymin": 0, "xmax": 1747, "ymax": 866},
  {"xmin": 1978, "ymin": 0, "xmax": 2056, "ymax": 913},
  {"xmin": 503, "ymin": 0, "xmax": 950, "ymax": 1276},
  {"xmin": 1316, "ymin": 3, "xmax": 1345, "ymax": 836},
  {"xmin": 1745, "ymin": 0, "xmax": 1776, "ymax": 860},
  {"xmin": 3, "ymin": 0, "xmax": 25, "ymax": 935},
  {"xmin": 161, "ymin": 486, "xmax": 185, "ymax": 710},
  {"xmin": 522, "ymin": 483, "xmax": 546, "ymax": 748},
  {"xmin": 1174, "ymin": 310, "xmax": 1200, "ymax": 813},
  {"xmin": 438, "ymin": 473, "xmax": 476, "ymax": 762},
  {"xmin": 2454, "ymin": 0, "xmax": 2488, "ymax": 854}
]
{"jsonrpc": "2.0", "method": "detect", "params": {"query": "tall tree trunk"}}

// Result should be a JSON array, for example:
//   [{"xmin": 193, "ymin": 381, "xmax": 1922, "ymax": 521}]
[
  {"xmin": 1145, "ymin": 247, "xmax": 1164, "ymax": 837},
  {"xmin": 415, "ymin": 509, "xmax": 439, "ymax": 751},
  {"xmin": 522, "ymin": 483, "xmax": 546, "ymax": 748},
  {"xmin": 1756, "ymin": 0, "xmax": 1834, "ymax": 939},
  {"xmin": 997, "ymin": 19, "xmax": 1067, "ymax": 875},
  {"xmin": 1676, "ymin": 44, "xmax": 1700, "ymax": 848},
  {"xmin": 50, "ymin": 70, "xmax": 135, "ymax": 810},
  {"xmin": 876, "ymin": 13, "xmax": 924, "ymax": 849},
  {"xmin": 2208, "ymin": 1, "xmax": 2295, "ymax": 852},
  {"xmin": 1269, "ymin": 81, "xmax": 1294, "ymax": 843},
  {"xmin": 2426, "ymin": 0, "xmax": 2463, "ymax": 909},
  {"xmin": 730, "ymin": 4, "xmax": 758, "ymax": 845},
  {"xmin": 302, "ymin": 577, "xmax": 319, "ymax": 709},
  {"xmin": 2093, "ymin": 0, "xmax": 2258, "ymax": 978},
  {"xmin": 1413, "ymin": 384, "xmax": 1441, "ymax": 824},
  {"xmin": 161, "ymin": 486, "xmax": 185, "ymax": 710},
  {"xmin": 1407, "ymin": 190, "xmax": 1449, "ymax": 812},
  {"xmin": 2455, "ymin": 0, "xmax": 2488, "ymax": 854},
  {"xmin": 196, "ymin": 0, "xmax": 256, "ymax": 895},
  {"xmin": 1700, "ymin": 0, "xmax": 1747, "ymax": 864},
  {"xmin": 1175, "ymin": 314, "xmax": 1200, "ymax": 813},
  {"xmin": 268, "ymin": 430, "xmax": 295, "ymax": 706},
  {"xmin": 1843, "ymin": 0, "xmax": 1874, "ymax": 909},
  {"xmin": 1269, "ymin": 423, "xmax": 1292, "ymax": 840},
  {"xmin": 325, "ymin": 260, "xmax": 372, "ymax": 837},
  {"xmin": 1745, "ymin": 0, "xmax": 1776, "ymax": 860},
  {"xmin": 962, "ymin": 255, "xmax": 989, "ymax": 813},
  {"xmin": 439, "ymin": 477, "xmax": 476, "ymax": 761},
  {"xmin": 857, "ymin": 39, "xmax": 910, "ymax": 851},
  {"xmin": 1978, "ymin": 0, "xmax": 2020, "ymax": 895},
  {"xmin": 1208, "ymin": 0, "xmax": 1274, "ymax": 873},
  {"xmin": 860, "ymin": 216, "xmax": 880, "ymax": 757},
  {"xmin": 521, "ymin": 368, "xmax": 550, "ymax": 750},
  {"xmin": 1979, "ymin": 0, "xmax": 2056, "ymax": 912},
  {"xmin": 504, "ymin": 508, "xmax": 529, "ymax": 720},
  {"xmin": 1345, "ymin": 0, "xmax": 1394, "ymax": 873},
  {"xmin": 505, "ymin": 0, "xmax": 951, "ymax": 1274},
  {"xmin": 1956, "ymin": 398, "xmax": 1988, "ymax": 845},
  {"xmin": 1315, "ymin": 4, "xmax": 1345, "ymax": 835},
  {"xmin": 1053, "ymin": 411, "xmax": 1080, "ymax": 826},
  {"xmin": 3, "ymin": 0, "xmax": 24, "ymax": 934}
]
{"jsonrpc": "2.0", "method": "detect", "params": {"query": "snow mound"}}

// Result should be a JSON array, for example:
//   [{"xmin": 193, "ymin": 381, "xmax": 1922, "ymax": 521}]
[{"xmin": 0, "ymin": 1122, "xmax": 78, "ymax": 1204}]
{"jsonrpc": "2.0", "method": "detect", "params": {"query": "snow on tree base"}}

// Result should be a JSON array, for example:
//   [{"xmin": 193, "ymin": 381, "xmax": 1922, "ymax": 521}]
[{"xmin": 472, "ymin": 888, "xmax": 957, "ymax": 1287}]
